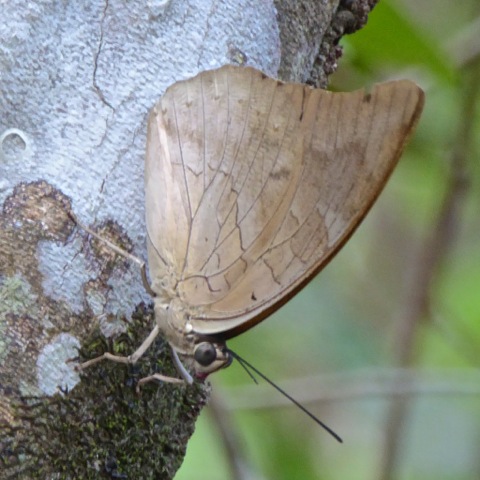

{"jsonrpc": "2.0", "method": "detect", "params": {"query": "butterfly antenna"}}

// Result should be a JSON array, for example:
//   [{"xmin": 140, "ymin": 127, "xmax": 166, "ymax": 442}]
[
  {"xmin": 233, "ymin": 353, "xmax": 259, "ymax": 385},
  {"xmin": 227, "ymin": 349, "xmax": 343, "ymax": 443}
]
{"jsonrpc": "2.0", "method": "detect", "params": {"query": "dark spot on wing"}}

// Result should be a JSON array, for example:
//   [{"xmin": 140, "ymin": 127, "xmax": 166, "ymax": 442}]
[{"xmin": 270, "ymin": 167, "xmax": 291, "ymax": 181}]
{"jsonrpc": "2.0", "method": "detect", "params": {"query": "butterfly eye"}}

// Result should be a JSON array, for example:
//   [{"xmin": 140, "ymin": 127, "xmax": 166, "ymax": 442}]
[{"xmin": 194, "ymin": 342, "xmax": 217, "ymax": 366}]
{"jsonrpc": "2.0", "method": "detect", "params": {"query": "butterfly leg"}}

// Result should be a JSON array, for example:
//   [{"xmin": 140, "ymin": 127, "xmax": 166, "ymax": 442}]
[
  {"xmin": 135, "ymin": 353, "xmax": 192, "ymax": 391},
  {"xmin": 76, "ymin": 325, "xmax": 187, "ymax": 386},
  {"xmin": 135, "ymin": 347, "xmax": 193, "ymax": 393},
  {"xmin": 76, "ymin": 324, "xmax": 160, "ymax": 369},
  {"xmin": 134, "ymin": 348, "xmax": 193, "ymax": 392},
  {"xmin": 68, "ymin": 211, "xmax": 156, "ymax": 297},
  {"xmin": 136, "ymin": 373, "xmax": 184, "ymax": 393},
  {"xmin": 170, "ymin": 348, "xmax": 194, "ymax": 384}
]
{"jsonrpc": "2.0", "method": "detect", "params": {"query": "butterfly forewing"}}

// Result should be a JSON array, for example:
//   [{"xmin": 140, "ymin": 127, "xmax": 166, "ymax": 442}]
[{"xmin": 145, "ymin": 66, "xmax": 424, "ymax": 336}]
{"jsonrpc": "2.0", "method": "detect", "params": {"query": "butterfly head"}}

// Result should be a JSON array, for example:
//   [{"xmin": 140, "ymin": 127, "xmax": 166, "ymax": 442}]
[{"xmin": 191, "ymin": 340, "xmax": 232, "ymax": 379}]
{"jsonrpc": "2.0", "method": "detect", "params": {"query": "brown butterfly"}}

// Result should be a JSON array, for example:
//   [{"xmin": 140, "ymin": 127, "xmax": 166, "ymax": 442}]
[{"xmin": 77, "ymin": 65, "xmax": 424, "ymax": 391}]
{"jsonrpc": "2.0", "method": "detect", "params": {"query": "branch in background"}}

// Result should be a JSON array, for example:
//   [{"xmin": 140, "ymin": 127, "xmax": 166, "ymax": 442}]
[
  {"xmin": 377, "ymin": 56, "xmax": 480, "ymax": 480},
  {"xmin": 216, "ymin": 368, "xmax": 480, "ymax": 411},
  {"xmin": 207, "ymin": 390, "xmax": 268, "ymax": 480}
]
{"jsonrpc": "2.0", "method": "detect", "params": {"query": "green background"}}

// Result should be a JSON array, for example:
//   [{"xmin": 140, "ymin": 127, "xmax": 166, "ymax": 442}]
[{"xmin": 177, "ymin": 1, "xmax": 480, "ymax": 479}]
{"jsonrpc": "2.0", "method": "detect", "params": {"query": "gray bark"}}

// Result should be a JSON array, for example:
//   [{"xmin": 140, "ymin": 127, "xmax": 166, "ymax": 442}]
[{"xmin": 0, "ymin": 0, "xmax": 376, "ymax": 478}]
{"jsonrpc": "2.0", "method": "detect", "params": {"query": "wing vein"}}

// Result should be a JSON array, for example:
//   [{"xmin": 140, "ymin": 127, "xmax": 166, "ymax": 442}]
[{"xmin": 172, "ymin": 88, "xmax": 194, "ymax": 275}]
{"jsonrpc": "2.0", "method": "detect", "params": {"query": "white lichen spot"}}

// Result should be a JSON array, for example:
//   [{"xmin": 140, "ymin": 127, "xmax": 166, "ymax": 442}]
[
  {"xmin": 85, "ymin": 288, "xmax": 107, "ymax": 317},
  {"xmin": 37, "ymin": 239, "xmax": 90, "ymax": 314},
  {"xmin": 98, "ymin": 312, "xmax": 128, "ymax": 338},
  {"xmin": 37, "ymin": 333, "xmax": 81, "ymax": 395},
  {"xmin": 0, "ymin": 274, "xmax": 38, "ymax": 317}
]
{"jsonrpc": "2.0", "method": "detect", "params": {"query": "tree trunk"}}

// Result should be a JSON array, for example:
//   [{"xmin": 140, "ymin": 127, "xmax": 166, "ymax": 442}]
[{"xmin": 0, "ymin": 0, "xmax": 376, "ymax": 478}]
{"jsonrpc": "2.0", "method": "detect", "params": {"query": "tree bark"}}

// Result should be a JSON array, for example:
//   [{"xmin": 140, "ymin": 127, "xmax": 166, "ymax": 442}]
[{"xmin": 0, "ymin": 0, "xmax": 376, "ymax": 478}]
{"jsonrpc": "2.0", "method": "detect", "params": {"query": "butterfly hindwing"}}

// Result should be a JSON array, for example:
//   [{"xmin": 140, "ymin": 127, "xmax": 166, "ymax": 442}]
[{"xmin": 145, "ymin": 66, "xmax": 424, "ymax": 336}]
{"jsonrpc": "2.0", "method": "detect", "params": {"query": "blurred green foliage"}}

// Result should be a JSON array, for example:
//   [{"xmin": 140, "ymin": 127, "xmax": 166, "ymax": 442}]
[{"xmin": 177, "ymin": 1, "xmax": 480, "ymax": 479}]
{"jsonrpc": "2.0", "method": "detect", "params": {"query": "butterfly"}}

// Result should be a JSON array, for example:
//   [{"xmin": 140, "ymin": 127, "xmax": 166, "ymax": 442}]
[{"xmin": 77, "ymin": 65, "xmax": 424, "ymax": 389}]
